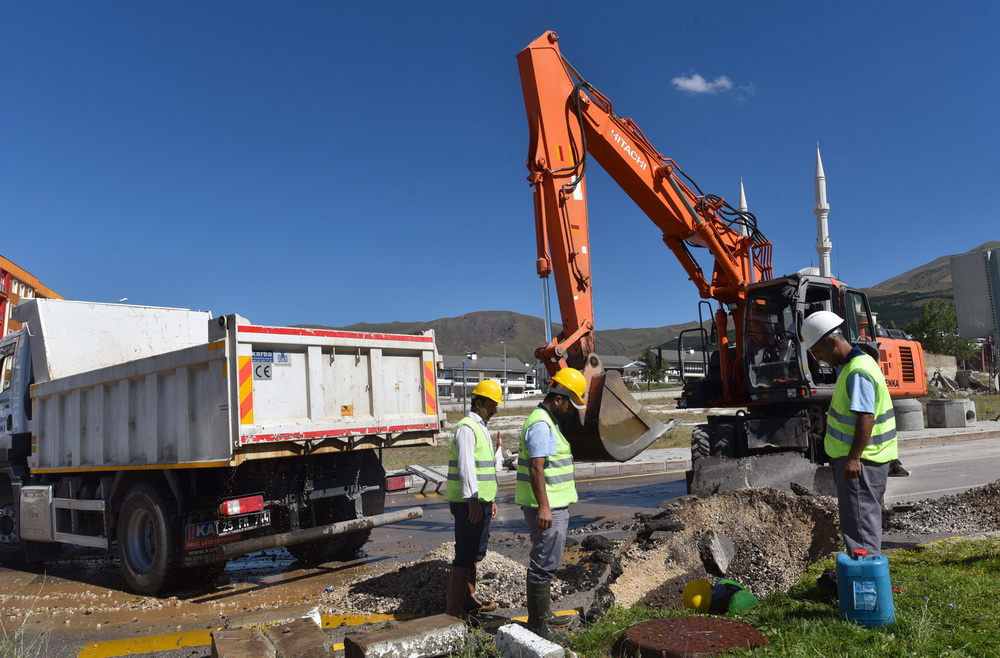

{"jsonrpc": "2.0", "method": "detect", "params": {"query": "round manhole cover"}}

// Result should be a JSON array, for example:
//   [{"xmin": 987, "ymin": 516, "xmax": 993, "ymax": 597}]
[{"xmin": 622, "ymin": 617, "xmax": 768, "ymax": 657}]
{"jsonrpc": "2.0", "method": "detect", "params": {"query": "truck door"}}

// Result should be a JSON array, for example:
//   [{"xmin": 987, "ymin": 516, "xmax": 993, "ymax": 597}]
[{"xmin": 0, "ymin": 332, "xmax": 29, "ymax": 438}]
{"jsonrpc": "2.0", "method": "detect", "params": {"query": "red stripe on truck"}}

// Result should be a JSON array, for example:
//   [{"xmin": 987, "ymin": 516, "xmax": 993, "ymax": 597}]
[
  {"xmin": 241, "ymin": 423, "xmax": 436, "ymax": 444},
  {"xmin": 238, "ymin": 326, "xmax": 433, "ymax": 343}
]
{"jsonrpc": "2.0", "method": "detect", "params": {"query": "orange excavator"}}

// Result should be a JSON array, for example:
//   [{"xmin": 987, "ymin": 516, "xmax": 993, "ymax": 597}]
[{"xmin": 517, "ymin": 30, "xmax": 926, "ymax": 465}]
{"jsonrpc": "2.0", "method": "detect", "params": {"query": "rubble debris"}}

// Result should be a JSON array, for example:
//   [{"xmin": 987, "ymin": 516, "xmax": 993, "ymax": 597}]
[
  {"xmin": 611, "ymin": 488, "xmax": 841, "ymax": 611},
  {"xmin": 885, "ymin": 480, "xmax": 1000, "ymax": 535}
]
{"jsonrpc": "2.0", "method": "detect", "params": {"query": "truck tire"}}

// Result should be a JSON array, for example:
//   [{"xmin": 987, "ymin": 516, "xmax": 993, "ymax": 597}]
[
  {"xmin": 117, "ymin": 482, "xmax": 183, "ymax": 595},
  {"xmin": 691, "ymin": 424, "xmax": 710, "ymax": 462},
  {"xmin": 0, "ymin": 485, "xmax": 26, "ymax": 565},
  {"xmin": 287, "ymin": 493, "xmax": 377, "ymax": 564}
]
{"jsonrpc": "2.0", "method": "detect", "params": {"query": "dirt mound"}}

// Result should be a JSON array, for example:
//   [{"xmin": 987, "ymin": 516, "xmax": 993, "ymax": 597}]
[{"xmin": 610, "ymin": 489, "xmax": 840, "ymax": 611}]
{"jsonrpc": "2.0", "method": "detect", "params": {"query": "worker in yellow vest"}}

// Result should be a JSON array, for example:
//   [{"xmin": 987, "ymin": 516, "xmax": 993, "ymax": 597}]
[
  {"xmin": 801, "ymin": 311, "xmax": 897, "ymax": 556},
  {"xmin": 443, "ymin": 379, "xmax": 501, "ymax": 618},
  {"xmin": 515, "ymin": 367, "xmax": 585, "ymax": 640}
]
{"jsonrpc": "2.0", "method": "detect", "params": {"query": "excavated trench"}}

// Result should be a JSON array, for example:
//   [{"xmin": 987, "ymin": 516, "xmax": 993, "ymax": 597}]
[{"xmin": 317, "ymin": 480, "xmax": 1000, "ymax": 619}]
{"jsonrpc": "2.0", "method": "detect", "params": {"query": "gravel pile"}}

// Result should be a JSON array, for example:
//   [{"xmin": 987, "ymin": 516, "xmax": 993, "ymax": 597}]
[
  {"xmin": 319, "ymin": 543, "xmax": 567, "ymax": 615},
  {"xmin": 885, "ymin": 479, "xmax": 1000, "ymax": 535}
]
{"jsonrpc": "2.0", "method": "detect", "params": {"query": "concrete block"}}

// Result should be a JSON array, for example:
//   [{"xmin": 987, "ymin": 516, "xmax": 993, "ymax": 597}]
[
  {"xmin": 264, "ymin": 618, "xmax": 333, "ymax": 658},
  {"xmin": 495, "ymin": 623, "xmax": 565, "ymax": 658},
  {"xmin": 894, "ymin": 398, "xmax": 925, "ymax": 431},
  {"xmin": 927, "ymin": 399, "xmax": 977, "ymax": 428},
  {"xmin": 343, "ymin": 614, "xmax": 467, "ymax": 658},
  {"xmin": 690, "ymin": 453, "xmax": 835, "ymax": 497},
  {"xmin": 212, "ymin": 628, "xmax": 276, "ymax": 658},
  {"xmin": 573, "ymin": 464, "xmax": 597, "ymax": 478}
]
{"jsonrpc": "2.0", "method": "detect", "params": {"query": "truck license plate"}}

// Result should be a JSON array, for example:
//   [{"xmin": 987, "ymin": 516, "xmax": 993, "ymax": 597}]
[{"xmin": 217, "ymin": 510, "xmax": 271, "ymax": 536}]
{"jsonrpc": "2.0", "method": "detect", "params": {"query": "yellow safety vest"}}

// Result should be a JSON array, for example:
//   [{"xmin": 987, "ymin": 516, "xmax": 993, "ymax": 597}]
[
  {"xmin": 515, "ymin": 407, "xmax": 578, "ymax": 508},
  {"xmin": 445, "ymin": 415, "xmax": 498, "ymax": 502},
  {"xmin": 824, "ymin": 350, "xmax": 898, "ymax": 463}
]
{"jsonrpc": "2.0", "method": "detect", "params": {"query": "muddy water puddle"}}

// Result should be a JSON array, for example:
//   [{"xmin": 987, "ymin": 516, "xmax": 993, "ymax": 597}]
[{"xmin": 0, "ymin": 546, "xmax": 401, "ymax": 641}]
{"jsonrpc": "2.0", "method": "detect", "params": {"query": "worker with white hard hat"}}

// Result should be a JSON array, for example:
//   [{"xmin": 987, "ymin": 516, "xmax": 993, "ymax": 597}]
[
  {"xmin": 801, "ymin": 310, "xmax": 897, "ymax": 556},
  {"xmin": 443, "ymin": 379, "xmax": 502, "ymax": 618}
]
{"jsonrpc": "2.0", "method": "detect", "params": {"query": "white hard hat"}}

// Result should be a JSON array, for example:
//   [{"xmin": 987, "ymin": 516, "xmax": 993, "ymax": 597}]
[{"xmin": 800, "ymin": 311, "xmax": 844, "ymax": 349}]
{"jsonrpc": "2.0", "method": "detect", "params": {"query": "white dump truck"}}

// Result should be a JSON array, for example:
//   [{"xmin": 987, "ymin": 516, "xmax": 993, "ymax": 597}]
[{"xmin": 0, "ymin": 299, "xmax": 440, "ymax": 594}]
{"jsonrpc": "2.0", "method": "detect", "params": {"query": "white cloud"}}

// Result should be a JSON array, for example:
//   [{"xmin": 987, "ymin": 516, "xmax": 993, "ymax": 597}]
[{"xmin": 672, "ymin": 73, "xmax": 734, "ymax": 95}]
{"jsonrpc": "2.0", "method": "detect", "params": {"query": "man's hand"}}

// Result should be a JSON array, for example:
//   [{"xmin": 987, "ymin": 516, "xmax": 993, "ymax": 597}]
[
  {"xmin": 536, "ymin": 504, "xmax": 553, "ymax": 530},
  {"xmin": 846, "ymin": 412, "xmax": 874, "ymax": 479},
  {"xmin": 842, "ymin": 456, "xmax": 863, "ymax": 479},
  {"xmin": 491, "ymin": 502, "xmax": 498, "ymax": 520},
  {"xmin": 467, "ymin": 500, "xmax": 483, "ymax": 523}
]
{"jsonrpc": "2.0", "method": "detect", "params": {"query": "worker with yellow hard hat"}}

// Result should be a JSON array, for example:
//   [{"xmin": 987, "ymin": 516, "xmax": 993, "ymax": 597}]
[
  {"xmin": 516, "ymin": 367, "xmax": 586, "ymax": 639},
  {"xmin": 443, "ymin": 378, "xmax": 502, "ymax": 618}
]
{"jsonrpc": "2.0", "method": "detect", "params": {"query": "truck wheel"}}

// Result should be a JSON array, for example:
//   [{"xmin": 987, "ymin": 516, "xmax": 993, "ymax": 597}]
[
  {"xmin": 287, "ymin": 498, "xmax": 372, "ymax": 565},
  {"xmin": 0, "ymin": 486, "xmax": 26, "ymax": 565},
  {"xmin": 117, "ymin": 482, "xmax": 183, "ymax": 595},
  {"xmin": 691, "ymin": 424, "xmax": 710, "ymax": 462}
]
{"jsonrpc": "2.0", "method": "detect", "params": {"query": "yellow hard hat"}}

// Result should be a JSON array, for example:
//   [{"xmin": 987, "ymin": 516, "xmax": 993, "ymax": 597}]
[
  {"xmin": 682, "ymin": 578, "xmax": 713, "ymax": 614},
  {"xmin": 550, "ymin": 367, "xmax": 586, "ymax": 408},
  {"xmin": 471, "ymin": 379, "xmax": 503, "ymax": 405}
]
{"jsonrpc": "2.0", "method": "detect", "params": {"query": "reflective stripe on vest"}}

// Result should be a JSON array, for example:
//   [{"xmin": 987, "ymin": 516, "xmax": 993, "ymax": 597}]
[
  {"xmin": 824, "ymin": 350, "xmax": 898, "ymax": 463},
  {"xmin": 515, "ymin": 407, "xmax": 578, "ymax": 508},
  {"xmin": 445, "ymin": 416, "xmax": 498, "ymax": 502}
]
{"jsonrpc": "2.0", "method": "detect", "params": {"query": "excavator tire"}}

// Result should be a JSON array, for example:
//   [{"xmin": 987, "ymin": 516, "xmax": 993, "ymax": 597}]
[
  {"xmin": 691, "ymin": 424, "xmax": 710, "ymax": 462},
  {"xmin": 710, "ymin": 422, "xmax": 737, "ymax": 458}
]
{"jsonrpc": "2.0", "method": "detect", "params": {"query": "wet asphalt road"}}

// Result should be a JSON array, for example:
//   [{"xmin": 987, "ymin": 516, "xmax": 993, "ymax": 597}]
[
  {"xmin": 7, "ymin": 436, "xmax": 1000, "ymax": 657},
  {"xmin": 2, "ymin": 467, "xmax": 688, "ymax": 658}
]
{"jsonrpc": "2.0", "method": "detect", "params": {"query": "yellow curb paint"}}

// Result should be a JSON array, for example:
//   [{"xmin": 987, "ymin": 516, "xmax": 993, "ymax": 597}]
[
  {"xmin": 76, "ymin": 613, "xmax": 417, "ymax": 657},
  {"xmin": 78, "ymin": 629, "xmax": 216, "ymax": 657}
]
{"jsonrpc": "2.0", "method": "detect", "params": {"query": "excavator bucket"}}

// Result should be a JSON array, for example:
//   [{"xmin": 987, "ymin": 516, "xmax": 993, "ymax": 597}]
[{"xmin": 562, "ymin": 369, "xmax": 671, "ymax": 462}]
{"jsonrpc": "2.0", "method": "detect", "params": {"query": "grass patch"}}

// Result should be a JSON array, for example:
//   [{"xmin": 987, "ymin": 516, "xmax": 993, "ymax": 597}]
[{"xmin": 569, "ymin": 538, "xmax": 1000, "ymax": 657}]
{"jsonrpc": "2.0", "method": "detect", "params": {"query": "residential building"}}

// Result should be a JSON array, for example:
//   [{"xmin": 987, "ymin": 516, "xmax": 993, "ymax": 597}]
[
  {"xmin": 439, "ymin": 354, "xmax": 537, "ymax": 402},
  {"xmin": 1, "ymin": 256, "xmax": 62, "ymax": 338}
]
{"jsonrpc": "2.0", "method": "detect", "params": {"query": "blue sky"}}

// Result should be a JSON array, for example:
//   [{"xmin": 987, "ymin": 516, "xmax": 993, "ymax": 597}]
[{"xmin": 3, "ymin": 2, "xmax": 997, "ymax": 330}]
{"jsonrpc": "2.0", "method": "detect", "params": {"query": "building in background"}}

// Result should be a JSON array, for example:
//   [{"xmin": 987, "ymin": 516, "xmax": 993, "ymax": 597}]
[{"xmin": 1, "ymin": 256, "xmax": 63, "ymax": 338}]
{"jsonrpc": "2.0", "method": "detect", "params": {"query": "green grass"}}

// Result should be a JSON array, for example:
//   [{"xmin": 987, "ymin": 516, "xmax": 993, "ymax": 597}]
[{"xmin": 569, "ymin": 537, "xmax": 1000, "ymax": 657}]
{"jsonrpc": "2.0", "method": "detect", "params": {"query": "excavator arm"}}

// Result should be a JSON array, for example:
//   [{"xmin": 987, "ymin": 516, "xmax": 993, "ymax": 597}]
[
  {"xmin": 518, "ymin": 31, "xmax": 772, "ymax": 379},
  {"xmin": 517, "ymin": 32, "xmax": 774, "ymax": 460}
]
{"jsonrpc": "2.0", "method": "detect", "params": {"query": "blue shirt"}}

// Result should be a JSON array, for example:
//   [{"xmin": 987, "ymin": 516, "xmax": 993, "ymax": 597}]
[
  {"xmin": 838, "ymin": 346, "xmax": 876, "ymax": 415},
  {"xmin": 525, "ymin": 406, "xmax": 558, "ymax": 458}
]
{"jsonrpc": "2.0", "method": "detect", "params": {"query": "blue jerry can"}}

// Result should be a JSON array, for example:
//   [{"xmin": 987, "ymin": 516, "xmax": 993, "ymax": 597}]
[{"xmin": 836, "ymin": 550, "xmax": 896, "ymax": 627}]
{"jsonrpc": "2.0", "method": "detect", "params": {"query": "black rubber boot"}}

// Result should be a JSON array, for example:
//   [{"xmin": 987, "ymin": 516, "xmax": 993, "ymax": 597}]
[
  {"xmin": 526, "ymin": 580, "xmax": 556, "ymax": 640},
  {"xmin": 527, "ymin": 580, "xmax": 571, "ymax": 639}
]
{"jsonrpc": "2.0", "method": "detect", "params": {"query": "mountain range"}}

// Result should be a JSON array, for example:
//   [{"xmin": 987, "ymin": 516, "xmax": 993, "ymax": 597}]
[{"xmin": 306, "ymin": 242, "xmax": 999, "ymax": 363}]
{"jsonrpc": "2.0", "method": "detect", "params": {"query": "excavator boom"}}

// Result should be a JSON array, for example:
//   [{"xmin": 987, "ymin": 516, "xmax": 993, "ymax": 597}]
[{"xmin": 517, "ymin": 31, "xmax": 772, "ymax": 460}]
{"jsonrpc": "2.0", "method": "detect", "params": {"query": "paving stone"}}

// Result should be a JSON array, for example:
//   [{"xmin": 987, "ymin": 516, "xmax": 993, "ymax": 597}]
[
  {"xmin": 264, "ymin": 618, "xmax": 333, "ymax": 657},
  {"xmin": 495, "ymin": 623, "xmax": 564, "ymax": 658},
  {"xmin": 211, "ymin": 627, "xmax": 276, "ymax": 658},
  {"xmin": 343, "ymin": 613, "xmax": 467, "ymax": 658}
]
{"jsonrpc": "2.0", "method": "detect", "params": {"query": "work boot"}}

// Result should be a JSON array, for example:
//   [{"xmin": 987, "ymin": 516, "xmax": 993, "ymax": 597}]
[
  {"xmin": 465, "ymin": 562, "xmax": 497, "ymax": 614},
  {"xmin": 445, "ymin": 566, "xmax": 472, "ymax": 618},
  {"xmin": 526, "ymin": 580, "xmax": 571, "ymax": 640}
]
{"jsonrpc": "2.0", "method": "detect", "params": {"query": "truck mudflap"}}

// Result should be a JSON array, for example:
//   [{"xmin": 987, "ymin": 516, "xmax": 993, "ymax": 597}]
[{"xmin": 206, "ymin": 506, "xmax": 423, "ymax": 561}]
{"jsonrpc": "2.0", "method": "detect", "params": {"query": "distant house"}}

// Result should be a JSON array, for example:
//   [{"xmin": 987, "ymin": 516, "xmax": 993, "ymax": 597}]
[
  {"xmin": 439, "ymin": 355, "xmax": 538, "ymax": 401},
  {"xmin": 657, "ymin": 345, "xmax": 708, "ymax": 382}
]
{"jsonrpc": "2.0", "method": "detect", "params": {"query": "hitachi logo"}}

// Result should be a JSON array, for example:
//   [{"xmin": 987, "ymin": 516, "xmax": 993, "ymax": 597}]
[{"xmin": 609, "ymin": 128, "xmax": 647, "ymax": 170}]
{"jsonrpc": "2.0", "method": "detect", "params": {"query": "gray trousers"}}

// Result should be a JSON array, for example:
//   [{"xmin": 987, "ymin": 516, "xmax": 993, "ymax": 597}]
[
  {"xmin": 521, "ymin": 506, "xmax": 569, "ymax": 584},
  {"xmin": 830, "ymin": 457, "xmax": 889, "ymax": 556}
]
